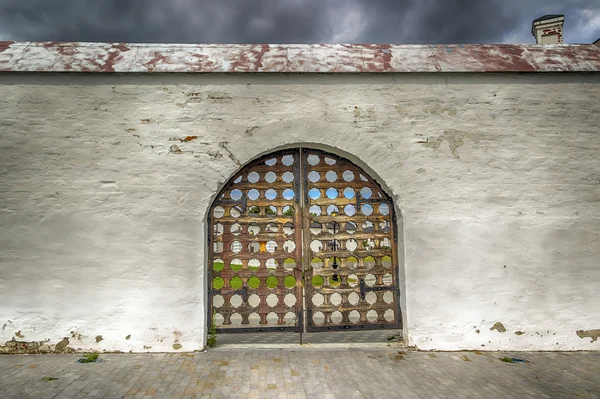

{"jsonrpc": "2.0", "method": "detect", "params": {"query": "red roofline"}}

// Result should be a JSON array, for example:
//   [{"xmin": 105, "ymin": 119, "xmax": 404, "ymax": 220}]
[{"xmin": 1, "ymin": 42, "xmax": 599, "ymax": 73}]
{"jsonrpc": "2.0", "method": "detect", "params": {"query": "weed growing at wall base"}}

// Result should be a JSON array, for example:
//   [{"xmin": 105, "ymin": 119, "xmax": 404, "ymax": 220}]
[
  {"xmin": 78, "ymin": 352, "xmax": 100, "ymax": 363},
  {"xmin": 207, "ymin": 312, "xmax": 217, "ymax": 348}
]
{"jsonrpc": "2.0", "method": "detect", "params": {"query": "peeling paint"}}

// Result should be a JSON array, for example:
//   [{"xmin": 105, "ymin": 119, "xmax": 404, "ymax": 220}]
[
  {"xmin": 0, "ymin": 337, "xmax": 77, "ymax": 354},
  {"xmin": 95, "ymin": 335, "xmax": 103, "ymax": 343},
  {"xmin": 181, "ymin": 136, "xmax": 198, "ymax": 143},
  {"xmin": 490, "ymin": 322, "xmax": 507, "ymax": 333},
  {"xmin": 172, "ymin": 343, "xmax": 182, "ymax": 350},
  {"xmin": 0, "ymin": 41, "xmax": 14, "ymax": 53},
  {"xmin": 14, "ymin": 330, "xmax": 24, "ymax": 338},
  {"xmin": 126, "ymin": 334, "xmax": 131, "ymax": 340},
  {"xmin": 515, "ymin": 331, "xmax": 525, "ymax": 336},
  {"xmin": 576, "ymin": 329, "xmax": 600, "ymax": 342},
  {"xmin": 55, "ymin": 338, "xmax": 70, "ymax": 352}
]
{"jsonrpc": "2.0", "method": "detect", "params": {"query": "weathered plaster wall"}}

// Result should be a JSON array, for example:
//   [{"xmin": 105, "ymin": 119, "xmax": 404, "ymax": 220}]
[{"xmin": 0, "ymin": 73, "xmax": 599, "ymax": 352}]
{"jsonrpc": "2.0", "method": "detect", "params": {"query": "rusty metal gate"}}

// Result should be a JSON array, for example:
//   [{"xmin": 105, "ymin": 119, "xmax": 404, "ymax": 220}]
[{"xmin": 208, "ymin": 148, "xmax": 401, "ymax": 334}]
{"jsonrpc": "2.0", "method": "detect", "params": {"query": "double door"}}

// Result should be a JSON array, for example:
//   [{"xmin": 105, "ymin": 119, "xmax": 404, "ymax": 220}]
[{"xmin": 208, "ymin": 148, "xmax": 400, "ymax": 333}]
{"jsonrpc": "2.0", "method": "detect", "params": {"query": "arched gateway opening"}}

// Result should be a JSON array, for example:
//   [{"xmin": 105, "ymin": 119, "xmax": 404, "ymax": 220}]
[{"xmin": 208, "ymin": 148, "xmax": 402, "ymax": 339}]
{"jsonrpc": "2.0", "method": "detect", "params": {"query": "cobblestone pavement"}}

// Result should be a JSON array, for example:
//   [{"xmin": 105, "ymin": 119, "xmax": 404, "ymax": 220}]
[{"xmin": 1, "ymin": 349, "xmax": 599, "ymax": 399}]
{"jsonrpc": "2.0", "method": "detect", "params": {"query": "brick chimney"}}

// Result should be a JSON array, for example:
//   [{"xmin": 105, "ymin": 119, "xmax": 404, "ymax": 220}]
[{"xmin": 532, "ymin": 15, "xmax": 565, "ymax": 44}]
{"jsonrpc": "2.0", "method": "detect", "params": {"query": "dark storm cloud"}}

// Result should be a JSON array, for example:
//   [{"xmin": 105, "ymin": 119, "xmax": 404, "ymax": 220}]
[
  {"xmin": 0, "ymin": 0, "xmax": 598, "ymax": 44},
  {"xmin": 350, "ymin": 0, "xmax": 599, "ymax": 44},
  {"xmin": 349, "ymin": 0, "xmax": 511, "ymax": 44},
  {"xmin": 0, "ymin": 0, "xmax": 333, "ymax": 43}
]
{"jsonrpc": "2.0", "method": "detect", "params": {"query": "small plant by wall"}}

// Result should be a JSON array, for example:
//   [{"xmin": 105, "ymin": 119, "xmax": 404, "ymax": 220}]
[
  {"xmin": 207, "ymin": 312, "xmax": 217, "ymax": 348},
  {"xmin": 78, "ymin": 352, "xmax": 100, "ymax": 363}
]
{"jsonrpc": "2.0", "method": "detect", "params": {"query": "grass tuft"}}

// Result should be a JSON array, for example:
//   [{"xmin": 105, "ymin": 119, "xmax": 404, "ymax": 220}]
[{"xmin": 78, "ymin": 352, "xmax": 99, "ymax": 363}]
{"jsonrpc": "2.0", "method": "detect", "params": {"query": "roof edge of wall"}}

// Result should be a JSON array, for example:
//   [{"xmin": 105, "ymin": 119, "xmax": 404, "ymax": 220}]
[{"xmin": 1, "ymin": 42, "xmax": 599, "ymax": 73}]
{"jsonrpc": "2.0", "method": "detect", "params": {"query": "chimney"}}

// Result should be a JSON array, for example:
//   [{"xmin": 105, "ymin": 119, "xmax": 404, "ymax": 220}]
[{"xmin": 532, "ymin": 14, "xmax": 565, "ymax": 44}]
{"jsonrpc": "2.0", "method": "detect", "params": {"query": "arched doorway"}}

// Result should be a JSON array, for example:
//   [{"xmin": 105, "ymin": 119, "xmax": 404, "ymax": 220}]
[{"xmin": 208, "ymin": 148, "xmax": 401, "ymax": 335}]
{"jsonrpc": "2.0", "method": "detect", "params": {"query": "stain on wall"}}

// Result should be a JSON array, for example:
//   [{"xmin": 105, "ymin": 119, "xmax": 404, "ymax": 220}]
[
  {"xmin": 419, "ymin": 129, "xmax": 480, "ymax": 159},
  {"xmin": 169, "ymin": 145, "xmax": 182, "ymax": 154},
  {"xmin": 353, "ymin": 106, "xmax": 377, "ymax": 123},
  {"xmin": 172, "ymin": 330, "xmax": 183, "ymax": 350},
  {"xmin": 490, "ymin": 322, "xmax": 507, "ymax": 333}
]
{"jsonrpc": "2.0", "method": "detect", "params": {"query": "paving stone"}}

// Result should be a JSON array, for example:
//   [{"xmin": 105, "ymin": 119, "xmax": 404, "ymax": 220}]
[{"xmin": 0, "ymin": 351, "xmax": 599, "ymax": 398}]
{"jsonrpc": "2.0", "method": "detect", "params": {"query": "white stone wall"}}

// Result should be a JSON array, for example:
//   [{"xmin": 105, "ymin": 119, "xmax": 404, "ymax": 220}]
[{"xmin": 0, "ymin": 73, "xmax": 599, "ymax": 352}]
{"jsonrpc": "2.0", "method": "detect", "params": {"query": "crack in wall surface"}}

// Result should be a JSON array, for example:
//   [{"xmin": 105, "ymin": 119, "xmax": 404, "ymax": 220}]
[{"xmin": 219, "ymin": 142, "xmax": 242, "ymax": 167}]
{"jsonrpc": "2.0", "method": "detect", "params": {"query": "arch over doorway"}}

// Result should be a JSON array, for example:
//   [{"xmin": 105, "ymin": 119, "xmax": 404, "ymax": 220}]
[{"xmin": 208, "ymin": 148, "xmax": 402, "ymax": 334}]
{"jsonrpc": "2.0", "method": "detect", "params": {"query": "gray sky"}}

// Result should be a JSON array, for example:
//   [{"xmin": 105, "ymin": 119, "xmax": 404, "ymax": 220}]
[{"xmin": 0, "ymin": 0, "xmax": 598, "ymax": 44}]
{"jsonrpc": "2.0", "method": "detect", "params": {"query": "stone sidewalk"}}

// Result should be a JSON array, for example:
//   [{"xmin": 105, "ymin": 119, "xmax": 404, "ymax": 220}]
[{"xmin": 0, "ymin": 349, "xmax": 599, "ymax": 399}]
